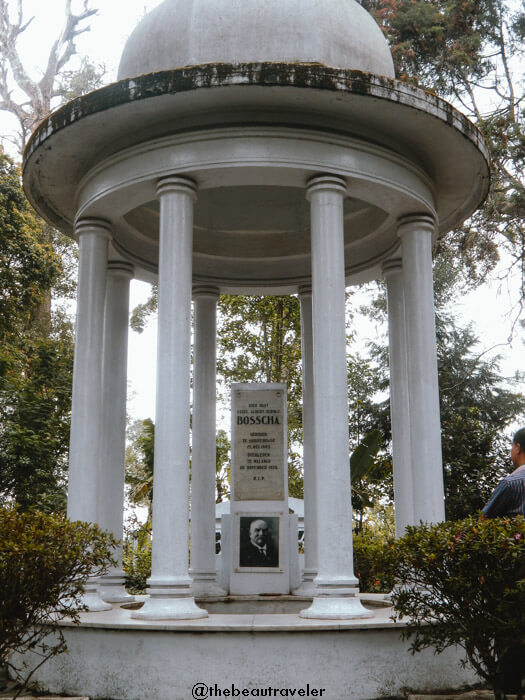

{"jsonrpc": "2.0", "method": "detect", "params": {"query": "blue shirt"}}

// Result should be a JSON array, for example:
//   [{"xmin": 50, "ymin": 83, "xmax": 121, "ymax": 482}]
[{"xmin": 482, "ymin": 464, "xmax": 525, "ymax": 518}]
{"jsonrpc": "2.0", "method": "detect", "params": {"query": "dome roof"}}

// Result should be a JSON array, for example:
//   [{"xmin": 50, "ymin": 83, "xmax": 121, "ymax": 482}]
[{"xmin": 118, "ymin": 0, "xmax": 395, "ymax": 80}]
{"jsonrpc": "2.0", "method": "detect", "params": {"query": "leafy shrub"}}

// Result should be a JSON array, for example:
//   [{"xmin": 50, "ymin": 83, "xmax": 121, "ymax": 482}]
[
  {"xmin": 123, "ymin": 523, "xmax": 151, "ymax": 594},
  {"xmin": 390, "ymin": 516, "xmax": 525, "ymax": 700},
  {"xmin": 353, "ymin": 530, "xmax": 395, "ymax": 593},
  {"xmin": 0, "ymin": 507, "xmax": 116, "ymax": 695}
]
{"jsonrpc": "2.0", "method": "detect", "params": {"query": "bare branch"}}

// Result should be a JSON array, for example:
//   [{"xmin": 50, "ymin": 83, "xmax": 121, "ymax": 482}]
[
  {"xmin": 497, "ymin": 4, "xmax": 516, "ymax": 122},
  {"xmin": 457, "ymin": 71, "xmax": 483, "ymax": 121},
  {"xmin": 0, "ymin": 0, "xmax": 43, "ymax": 118},
  {"xmin": 0, "ymin": 0, "xmax": 98, "ymax": 150},
  {"xmin": 38, "ymin": 0, "xmax": 98, "ymax": 117}
]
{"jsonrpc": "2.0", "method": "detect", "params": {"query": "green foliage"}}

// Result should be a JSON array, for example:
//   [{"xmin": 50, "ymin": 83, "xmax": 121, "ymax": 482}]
[
  {"xmin": 126, "ymin": 420, "xmax": 235, "ymax": 510},
  {"xmin": 0, "ymin": 151, "xmax": 62, "ymax": 337},
  {"xmin": 363, "ymin": 256, "xmax": 525, "ymax": 521},
  {"xmin": 0, "ymin": 507, "xmax": 116, "ymax": 693},
  {"xmin": 347, "ymin": 352, "xmax": 393, "ymax": 527},
  {"xmin": 365, "ymin": 0, "xmax": 524, "ymax": 295},
  {"xmin": 347, "ymin": 353, "xmax": 385, "ymax": 445},
  {"xmin": 0, "ymin": 151, "xmax": 74, "ymax": 513},
  {"xmin": 350, "ymin": 428, "xmax": 390, "ymax": 532},
  {"xmin": 0, "ymin": 331, "xmax": 74, "ymax": 513},
  {"xmin": 129, "ymin": 284, "xmax": 158, "ymax": 333},
  {"xmin": 350, "ymin": 429, "xmax": 383, "ymax": 482},
  {"xmin": 365, "ymin": 0, "xmax": 501, "ymax": 91},
  {"xmin": 438, "ymin": 334, "xmax": 524, "ymax": 519},
  {"xmin": 55, "ymin": 57, "xmax": 106, "ymax": 102},
  {"xmin": 126, "ymin": 418, "xmax": 155, "ymax": 521},
  {"xmin": 218, "ymin": 294, "xmax": 304, "ymax": 496},
  {"xmin": 353, "ymin": 530, "xmax": 395, "ymax": 594},
  {"xmin": 216, "ymin": 428, "xmax": 231, "ymax": 503},
  {"xmin": 217, "ymin": 294, "xmax": 302, "ymax": 418},
  {"xmin": 218, "ymin": 295, "xmax": 302, "ymax": 387},
  {"xmin": 433, "ymin": 255, "xmax": 525, "ymax": 519},
  {"xmin": 390, "ymin": 516, "xmax": 525, "ymax": 699},
  {"xmin": 123, "ymin": 522, "xmax": 151, "ymax": 595}
]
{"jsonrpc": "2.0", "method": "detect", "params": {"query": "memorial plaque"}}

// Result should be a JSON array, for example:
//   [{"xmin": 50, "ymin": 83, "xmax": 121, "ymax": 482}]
[{"xmin": 232, "ymin": 386, "xmax": 286, "ymax": 501}]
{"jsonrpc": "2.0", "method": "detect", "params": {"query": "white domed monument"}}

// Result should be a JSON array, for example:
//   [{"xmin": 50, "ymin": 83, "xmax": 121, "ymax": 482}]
[{"xmin": 22, "ymin": 0, "xmax": 489, "ymax": 696}]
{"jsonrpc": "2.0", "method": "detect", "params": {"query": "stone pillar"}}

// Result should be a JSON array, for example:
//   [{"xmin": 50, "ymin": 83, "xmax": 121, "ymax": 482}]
[
  {"xmin": 398, "ymin": 215, "xmax": 445, "ymax": 524},
  {"xmin": 68, "ymin": 218, "xmax": 112, "ymax": 612},
  {"xmin": 191, "ymin": 285, "xmax": 227, "ymax": 597},
  {"xmin": 293, "ymin": 285, "xmax": 317, "ymax": 596},
  {"xmin": 300, "ymin": 175, "xmax": 372, "ymax": 619},
  {"xmin": 98, "ymin": 260, "xmax": 135, "ymax": 603},
  {"xmin": 383, "ymin": 258, "xmax": 414, "ymax": 537},
  {"xmin": 132, "ymin": 176, "xmax": 207, "ymax": 619}
]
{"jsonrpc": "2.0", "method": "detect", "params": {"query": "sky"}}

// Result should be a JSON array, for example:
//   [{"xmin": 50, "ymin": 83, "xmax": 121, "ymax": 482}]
[{"xmin": 2, "ymin": 0, "xmax": 524, "ymax": 430}]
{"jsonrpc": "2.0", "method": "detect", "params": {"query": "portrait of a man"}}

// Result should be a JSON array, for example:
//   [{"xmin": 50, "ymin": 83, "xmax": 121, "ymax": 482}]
[{"xmin": 239, "ymin": 516, "xmax": 279, "ymax": 568}]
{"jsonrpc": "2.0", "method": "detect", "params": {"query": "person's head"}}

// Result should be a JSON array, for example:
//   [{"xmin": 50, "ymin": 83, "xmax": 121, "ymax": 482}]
[
  {"xmin": 249, "ymin": 519, "xmax": 269, "ymax": 548},
  {"xmin": 511, "ymin": 428, "xmax": 525, "ymax": 467}
]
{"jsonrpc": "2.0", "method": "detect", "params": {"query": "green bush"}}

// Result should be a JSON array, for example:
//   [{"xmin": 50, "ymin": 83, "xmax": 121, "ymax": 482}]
[
  {"xmin": 123, "ymin": 524, "xmax": 151, "ymax": 594},
  {"xmin": 0, "ymin": 507, "xmax": 116, "ymax": 694},
  {"xmin": 353, "ymin": 531, "xmax": 395, "ymax": 593},
  {"xmin": 390, "ymin": 516, "xmax": 525, "ymax": 700}
]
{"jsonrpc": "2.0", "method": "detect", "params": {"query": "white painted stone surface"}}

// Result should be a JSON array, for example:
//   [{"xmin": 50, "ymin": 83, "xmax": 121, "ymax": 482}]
[
  {"xmin": 293, "ymin": 286, "xmax": 317, "ymax": 595},
  {"xmin": 67, "ymin": 220, "xmax": 112, "ymax": 613},
  {"xmin": 117, "ymin": 0, "xmax": 395, "ymax": 81},
  {"xmin": 190, "ymin": 286, "xmax": 226, "ymax": 597},
  {"xmin": 232, "ymin": 386, "xmax": 287, "ymax": 501},
  {"xmin": 67, "ymin": 221, "xmax": 110, "ymax": 525},
  {"xmin": 98, "ymin": 261, "xmax": 135, "ymax": 604},
  {"xmin": 228, "ymin": 384, "xmax": 293, "ymax": 595},
  {"xmin": 217, "ymin": 514, "xmax": 233, "ymax": 593},
  {"xmin": 71, "ymin": 127, "xmax": 435, "ymax": 291},
  {"xmin": 20, "ymin": 0, "xmax": 489, "ymax": 638},
  {"xmin": 288, "ymin": 514, "xmax": 302, "ymax": 591},
  {"xmin": 399, "ymin": 216, "xmax": 445, "ymax": 524},
  {"xmin": 301, "ymin": 176, "xmax": 371, "ymax": 620},
  {"xmin": 24, "ymin": 70, "xmax": 490, "ymax": 293},
  {"xmin": 383, "ymin": 258, "xmax": 415, "ymax": 537},
  {"xmin": 132, "ymin": 177, "xmax": 206, "ymax": 620},
  {"xmin": 21, "ymin": 612, "xmax": 480, "ymax": 700}
]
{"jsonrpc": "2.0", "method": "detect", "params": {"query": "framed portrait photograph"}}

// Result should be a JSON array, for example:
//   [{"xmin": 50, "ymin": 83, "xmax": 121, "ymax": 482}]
[{"xmin": 237, "ymin": 514, "xmax": 281, "ymax": 571}]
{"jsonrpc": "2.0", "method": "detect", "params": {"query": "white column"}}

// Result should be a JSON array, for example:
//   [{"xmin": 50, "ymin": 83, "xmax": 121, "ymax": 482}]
[
  {"xmin": 293, "ymin": 285, "xmax": 317, "ymax": 596},
  {"xmin": 191, "ymin": 285, "xmax": 227, "ymax": 597},
  {"xmin": 300, "ymin": 175, "xmax": 372, "ymax": 619},
  {"xmin": 98, "ymin": 261, "xmax": 135, "ymax": 603},
  {"xmin": 398, "ymin": 215, "xmax": 445, "ymax": 524},
  {"xmin": 133, "ymin": 176, "xmax": 207, "ymax": 620},
  {"xmin": 68, "ymin": 218, "xmax": 112, "ymax": 612},
  {"xmin": 383, "ymin": 258, "xmax": 414, "ymax": 537}
]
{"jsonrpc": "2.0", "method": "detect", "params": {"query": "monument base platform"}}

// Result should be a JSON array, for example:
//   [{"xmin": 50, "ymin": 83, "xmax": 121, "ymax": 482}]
[{"xmin": 18, "ymin": 596, "xmax": 480, "ymax": 700}]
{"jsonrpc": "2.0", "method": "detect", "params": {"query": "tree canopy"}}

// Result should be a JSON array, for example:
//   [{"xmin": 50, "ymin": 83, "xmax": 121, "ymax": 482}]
[
  {"xmin": 0, "ymin": 0, "xmax": 104, "ymax": 512},
  {"xmin": 0, "ymin": 151, "xmax": 73, "ymax": 512},
  {"xmin": 0, "ymin": 153, "xmax": 60, "ymax": 336},
  {"xmin": 365, "ymin": 0, "xmax": 524, "ymax": 304},
  {"xmin": 362, "ymin": 251, "xmax": 525, "ymax": 522}
]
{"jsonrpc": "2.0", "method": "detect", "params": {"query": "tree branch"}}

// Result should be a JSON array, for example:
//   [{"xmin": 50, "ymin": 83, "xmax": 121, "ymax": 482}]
[
  {"xmin": 0, "ymin": 0, "xmax": 98, "ymax": 150},
  {"xmin": 497, "ymin": 2, "xmax": 515, "ymax": 122},
  {"xmin": 0, "ymin": 0, "xmax": 38, "ymax": 110},
  {"xmin": 39, "ymin": 0, "xmax": 97, "ymax": 110}
]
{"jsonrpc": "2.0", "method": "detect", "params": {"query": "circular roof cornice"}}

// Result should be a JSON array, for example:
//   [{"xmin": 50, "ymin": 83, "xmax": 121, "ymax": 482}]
[
  {"xmin": 23, "ymin": 62, "xmax": 490, "ymax": 241},
  {"xmin": 25, "ymin": 63, "xmax": 489, "ymax": 162}
]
